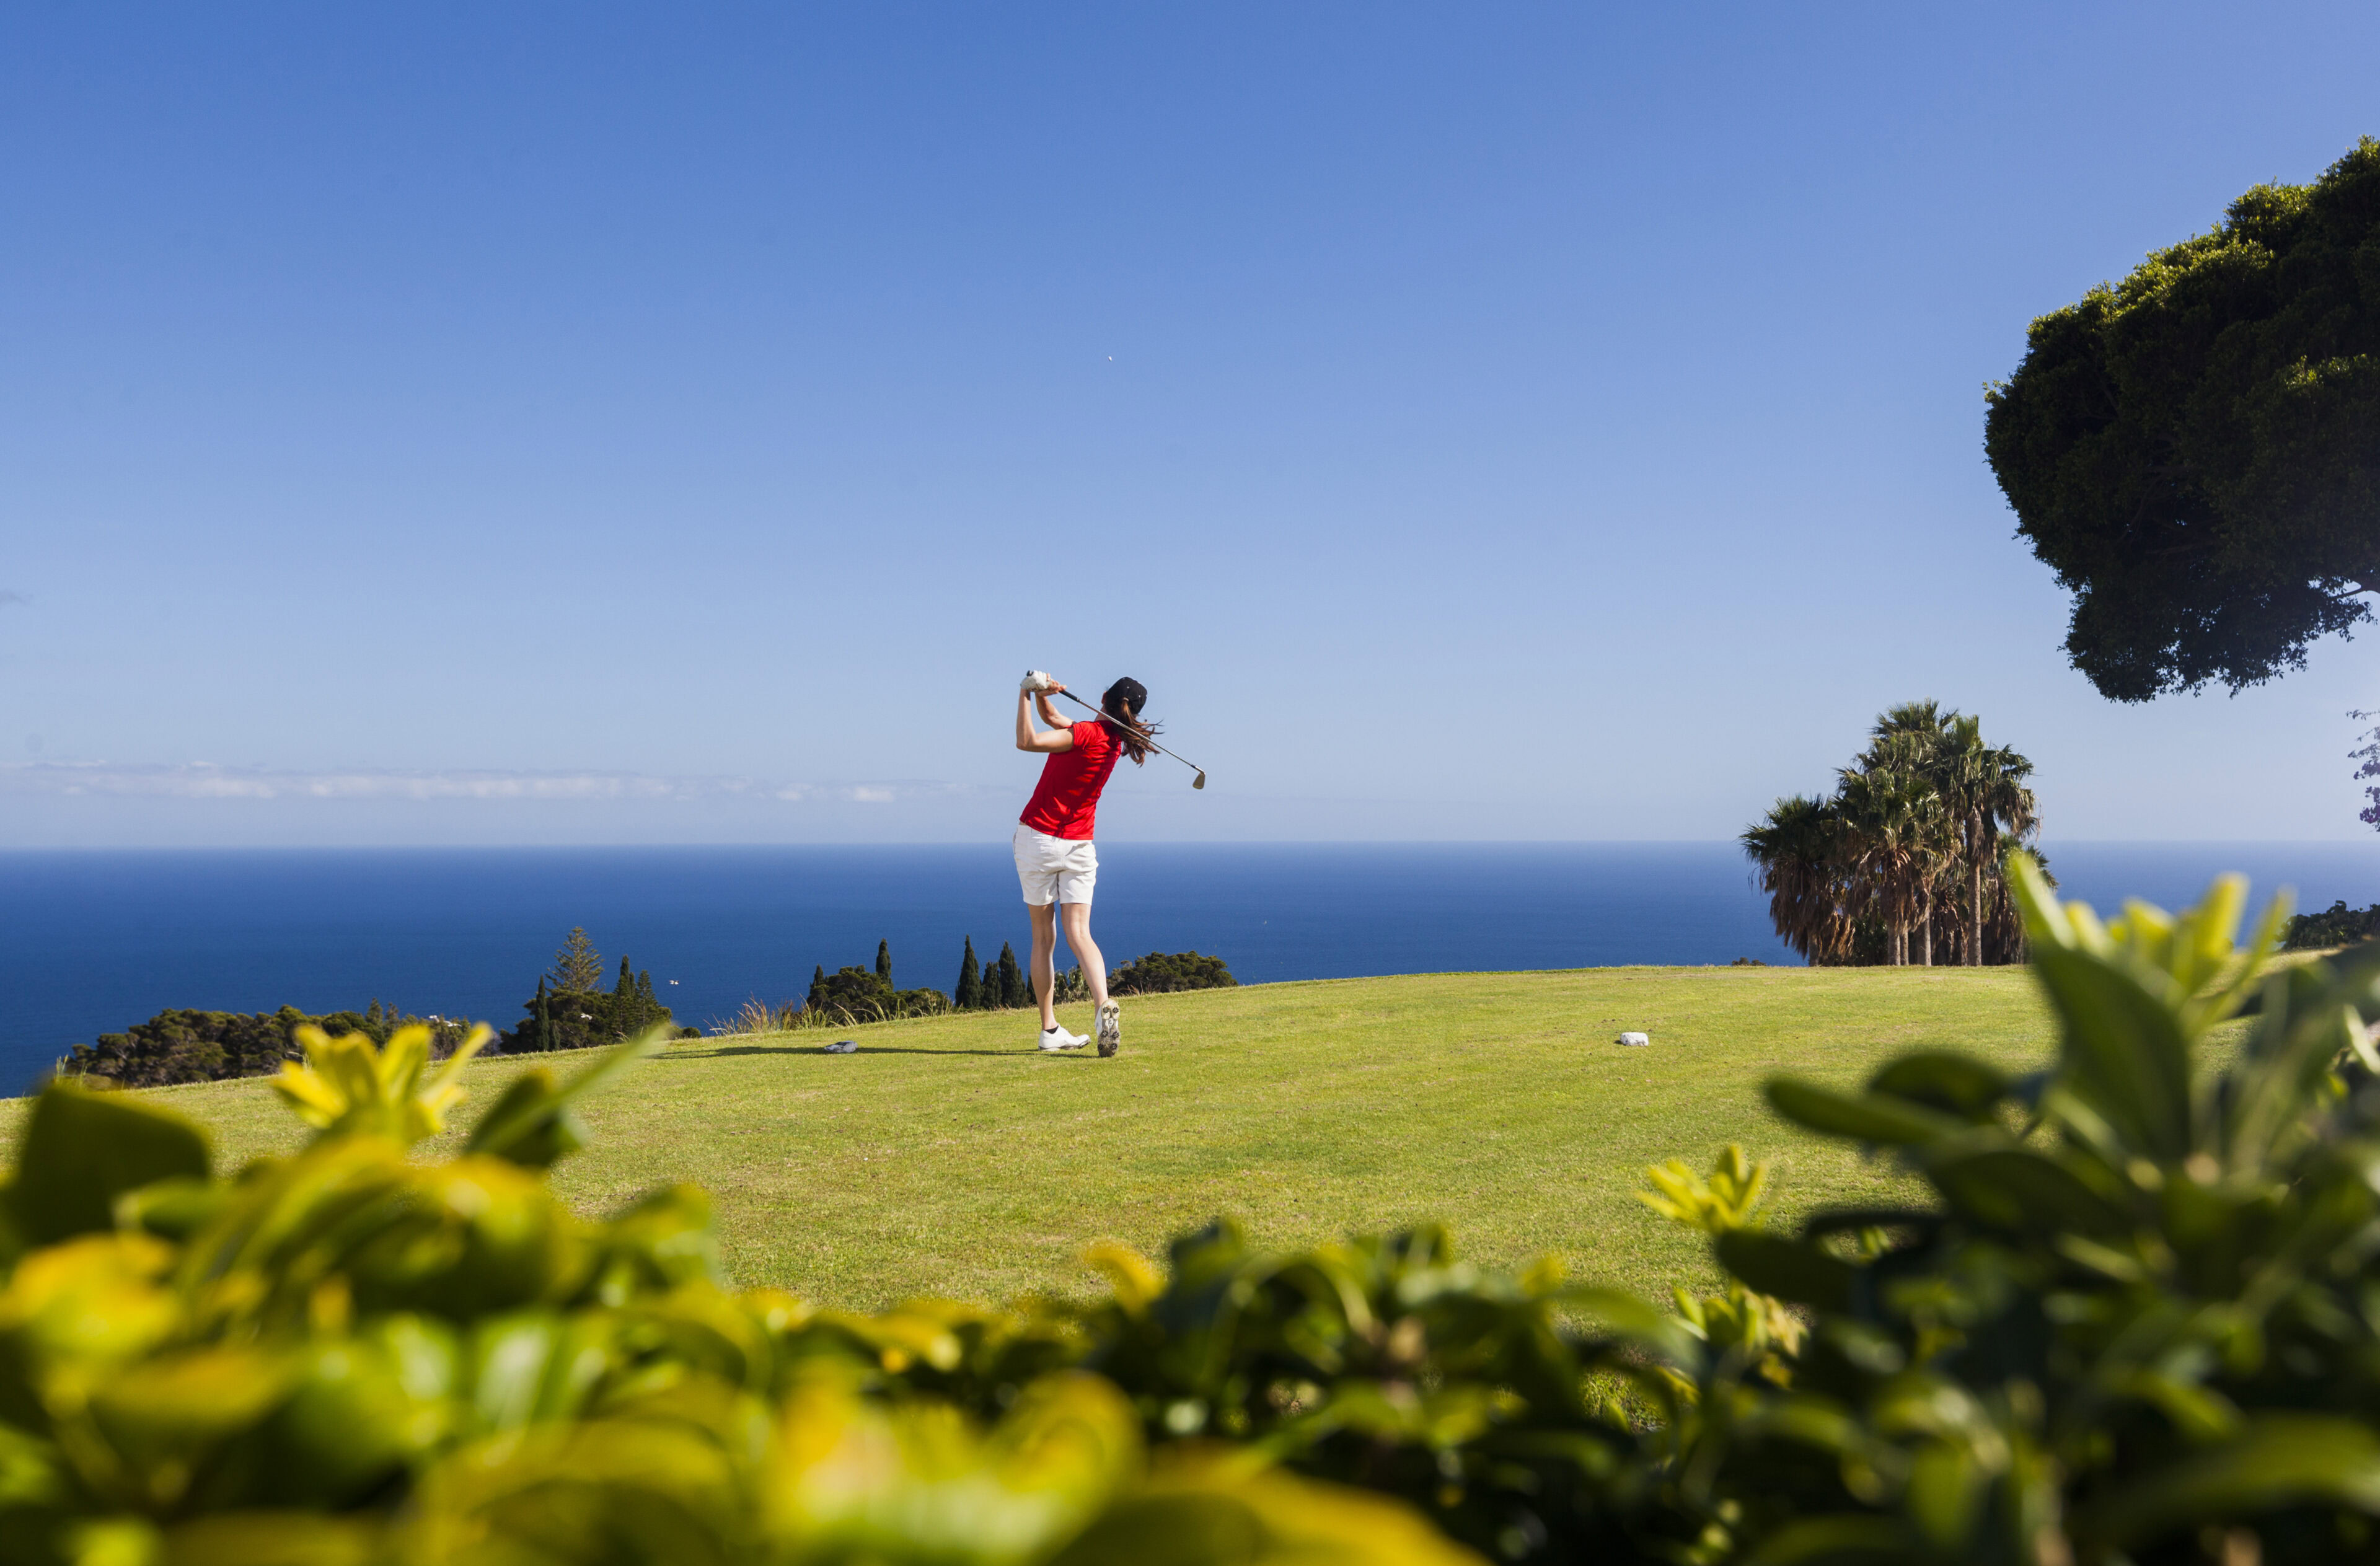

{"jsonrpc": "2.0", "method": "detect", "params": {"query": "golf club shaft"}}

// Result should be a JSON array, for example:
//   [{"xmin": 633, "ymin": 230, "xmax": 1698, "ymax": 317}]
[{"xmin": 1048, "ymin": 687, "xmax": 1205, "ymax": 778}]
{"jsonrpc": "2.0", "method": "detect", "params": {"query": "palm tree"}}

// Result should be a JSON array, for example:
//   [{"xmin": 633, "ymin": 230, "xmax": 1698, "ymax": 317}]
[
  {"xmin": 1924, "ymin": 721, "xmax": 2039, "ymax": 966},
  {"xmin": 1837, "ymin": 759, "xmax": 1947, "ymax": 965},
  {"xmin": 1743, "ymin": 703, "xmax": 2040, "ymax": 966},
  {"xmin": 1741, "ymin": 795, "xmax": 1852, "ymax": 961}
]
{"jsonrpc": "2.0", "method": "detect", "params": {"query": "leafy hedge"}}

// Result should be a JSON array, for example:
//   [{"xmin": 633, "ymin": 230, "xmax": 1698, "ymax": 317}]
[
  {"xmin": 1107, "ymin": 951, "xmax": 1236, "ymax": 995},
  {"xmin": 12, "ymin": 862, "xmax": 2380, "ymax": 1563},
  {"xmin": 2284, "ymin": 897, "xmax": 2380, "ymax": 951},
  {"xmin": 58, "ymin": 1002, "xmax": 472, "ymax": 1089}
]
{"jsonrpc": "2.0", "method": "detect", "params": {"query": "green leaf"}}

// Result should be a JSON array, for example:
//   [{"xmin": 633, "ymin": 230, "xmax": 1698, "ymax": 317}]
[
  {"xmin": 2030, "ymin": 941, "xmax": 2198, "ymax": 1161},
  {"xmin": 1714, "ymin": 1231, "xmax": 1856, "ymax": 1313},
  {"xmin": 5, "ymin": 1081, "xmax": 209, "ymax": 1246},
  {"xmin": 464, "ymin": 1028, "xmax": 664, "ymax": 1168},
  {"xmin": 1558, "ymin": 1285, "xmax": 1705, "ymax": 1368},
  {"xmin": 1740, "ymin": 1514, "xmax": 1913, "ymax": 1565},
  {"xmin": 1765, "ymin": 1078, "xmax": 1963, "ymax": 1147},
  {"xmin": 1927, "ymin": 1148, "xmax": 2130, "ymax": 1237},
  {"xmin": 2081, "ymin": 1414, "xmax": 2380, "ymax": 1544},
  {"xmin": 1867, "ymin": 1051, "xmax": 2010, "ymax": 1124}
]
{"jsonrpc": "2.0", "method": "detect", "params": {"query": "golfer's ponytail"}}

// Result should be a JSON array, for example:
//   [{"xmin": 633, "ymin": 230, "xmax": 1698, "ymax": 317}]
[{"xmin": 1100, "ymin": 677, "xmax": 1158, "ymax": 767}]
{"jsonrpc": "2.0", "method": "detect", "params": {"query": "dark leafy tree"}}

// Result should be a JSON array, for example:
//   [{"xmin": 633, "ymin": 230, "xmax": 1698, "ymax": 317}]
[
  {"xmin": 1985, "ymin": 138, "xmax": 2380, "ymax": 702},
  {"xmin": 2286, "ymin": 899, "xmax": 2380, "ymax": 949},
  {"xmin": 1108, "ymin": 951, "xmax": 1236, "ymax": 995},
  {"xmin": 956, "ymin": 938, "xmax": 983, "ymax": 1010},
  {"xmin": 802, "ymin": 965, "xmax": 948, "ymax": 1023},
  {"xmin": 59, "ymin": 1002, "xmax": 476, "ymax": 1089},
  {"xmin": 876, "ymin": 939, "xmax": 892, "ymax": 987},
  {"xmin": 806, "ymin": 965, "xmax": 827, "ymax": 1013}
]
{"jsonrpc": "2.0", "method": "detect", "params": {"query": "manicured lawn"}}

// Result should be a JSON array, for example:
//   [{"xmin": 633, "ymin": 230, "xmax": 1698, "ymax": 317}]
[{"xmin": 0, "ymin": 966, "xmax": 2058, "ymax": 1311}]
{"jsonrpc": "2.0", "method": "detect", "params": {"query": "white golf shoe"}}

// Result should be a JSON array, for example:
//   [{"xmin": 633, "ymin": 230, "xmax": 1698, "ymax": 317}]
[{"xmin": 1038, "ymin": 1024, "xmax": 1090, "ymax": 1052}]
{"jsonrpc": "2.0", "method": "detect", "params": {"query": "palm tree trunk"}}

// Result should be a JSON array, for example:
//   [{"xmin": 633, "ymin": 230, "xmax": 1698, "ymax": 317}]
[
  {"xmin": 1970, "ymin": 855, "xmax": 1985, "ymax": 966},
  {"xmin": 1918, "ymin": 891, "xmax": 1933, "ymax": 966}
]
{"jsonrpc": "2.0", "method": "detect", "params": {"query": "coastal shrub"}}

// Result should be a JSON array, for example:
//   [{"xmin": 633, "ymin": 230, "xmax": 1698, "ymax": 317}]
[
  {"xmin": 2285, "ymin": 897, "xmax": 2380, "ymax": 949},
  {"xmin": 20, "ymin": 864, "xmax": 2380, "ymax": 1562},
  {"xmin": 1108, "ymin": 951, "xmax": 1236, "ymax": 995},
  {"xmin": 57, "ymin": 1003, "xmax": 478, "ymax": 1089},
  {"xmin": 801, "ymin": 964, "xmax": 949, "ymax": 1024}
]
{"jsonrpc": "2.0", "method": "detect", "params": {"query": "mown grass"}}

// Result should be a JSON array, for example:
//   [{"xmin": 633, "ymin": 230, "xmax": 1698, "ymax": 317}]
[{"xmin": 0, "ymin": 966, "xmax": 2060, "ymax": 1311}]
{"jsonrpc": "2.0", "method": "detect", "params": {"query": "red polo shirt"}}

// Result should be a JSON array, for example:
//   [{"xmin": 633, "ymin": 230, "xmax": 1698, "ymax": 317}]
[{"xmin": 1020, "ymin": 722, "xmax": 1120, "ymax": 840}]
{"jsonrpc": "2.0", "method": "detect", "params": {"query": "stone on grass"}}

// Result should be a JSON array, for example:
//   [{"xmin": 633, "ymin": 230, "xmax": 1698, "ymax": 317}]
[
  {"xmin": 1616, "ymin": 1031, "xmax": 1650, "ymax": 1047},
  {"xmin": 823, "ymin": 1040, "xmax": 858, "ymax": 1054}
]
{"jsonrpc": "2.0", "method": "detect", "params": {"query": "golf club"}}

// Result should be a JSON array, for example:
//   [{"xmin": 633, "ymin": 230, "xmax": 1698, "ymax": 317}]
[{"xmin": 1047, "ymin": 685, "xmax": 1207, "ymax": 790}]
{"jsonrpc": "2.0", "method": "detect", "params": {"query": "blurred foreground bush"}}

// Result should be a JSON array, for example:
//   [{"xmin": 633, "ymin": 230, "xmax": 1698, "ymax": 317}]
[{"xmin": 14, "ymin": 863, "xmax": 2380, "ymax": 1563}]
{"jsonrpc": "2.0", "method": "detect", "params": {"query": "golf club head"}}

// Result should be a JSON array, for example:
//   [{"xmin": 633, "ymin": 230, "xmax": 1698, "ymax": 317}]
[{"xmin": 1192, "ymin": 771, "xmax": 1206, "ymax": 790}]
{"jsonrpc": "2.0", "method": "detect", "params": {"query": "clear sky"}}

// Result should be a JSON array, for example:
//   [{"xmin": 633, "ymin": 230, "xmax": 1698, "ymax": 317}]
[{"xmin": 4, "ymin": 4, "xmax": 2378, "ymax": 847}]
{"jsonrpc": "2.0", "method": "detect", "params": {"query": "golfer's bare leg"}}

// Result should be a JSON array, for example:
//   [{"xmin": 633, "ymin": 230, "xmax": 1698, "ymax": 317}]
[
  {"xmin": 1060, "ymin": 903, "xmax": 1108, "ymax": 1009},
  {"xmin": 1029, "ymin": 902, "xmax": 1060, "ymax": 1030}
]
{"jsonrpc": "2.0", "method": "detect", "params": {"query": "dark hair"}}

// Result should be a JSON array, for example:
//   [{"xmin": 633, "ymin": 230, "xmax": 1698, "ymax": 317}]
[{"xmin": 1100, "ymin": 677, "xmax": 1158, "ymax": 767}]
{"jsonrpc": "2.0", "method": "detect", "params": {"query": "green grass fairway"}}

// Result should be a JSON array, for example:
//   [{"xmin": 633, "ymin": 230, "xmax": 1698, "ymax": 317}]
[{"xmin": 0, "ymin": 967, "xmax": 2058, "ymax": 1311}]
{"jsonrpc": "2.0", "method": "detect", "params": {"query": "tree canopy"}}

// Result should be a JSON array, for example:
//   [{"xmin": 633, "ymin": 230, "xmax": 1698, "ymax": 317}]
[{"xmin": 1985, "ymin": 138, "xmax": 2380, "ymax": 699}]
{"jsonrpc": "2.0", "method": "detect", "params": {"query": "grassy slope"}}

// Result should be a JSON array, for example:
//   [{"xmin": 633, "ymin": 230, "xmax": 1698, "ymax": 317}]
[{"xmin": 0, "ymin": 967, "xmax": 2055, "ymax": 1311}]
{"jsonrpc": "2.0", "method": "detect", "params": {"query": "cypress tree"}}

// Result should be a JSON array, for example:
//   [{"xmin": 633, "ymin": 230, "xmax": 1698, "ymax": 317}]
[
  {"xmin": 956, "ymin": 937, "xmax": 982, "ymax": 1010},
  {"xmin": 534, "ymin": 977, "xmax": 550, "ymax": 1052},
  {"xmin": 876, "ymin": 939, "xmax": 892, "ymax": 987},
  {"xmin": 806, "ymin": 965, "xmax": 827, "ymax": 1013},
  {"xmin": 995, "ymin": 943, "xmax": 1025, "ymax": 1009},
  {"xmin": 637, "ymin": 970, "xmax": 656, "ymax": 1006},
  {"xmin": 615, "ymin": 956, "xmax": 635, "ymax": 998}
]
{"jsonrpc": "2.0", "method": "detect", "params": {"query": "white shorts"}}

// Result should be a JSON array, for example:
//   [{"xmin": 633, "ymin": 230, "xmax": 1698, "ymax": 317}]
[{"xmin": 1013, "ymin": 823, "xmax": 1097, "ymax": 907}]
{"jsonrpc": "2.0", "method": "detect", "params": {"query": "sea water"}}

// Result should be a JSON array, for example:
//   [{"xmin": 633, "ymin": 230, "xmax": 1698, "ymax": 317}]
[{"xmin": 4, "ymin": 840, "xmax": 2378, "ymax": 1094}]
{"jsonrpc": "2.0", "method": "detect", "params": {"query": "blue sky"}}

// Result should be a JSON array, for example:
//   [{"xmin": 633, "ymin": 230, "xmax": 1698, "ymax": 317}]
[{"xmin": 4, "ymin": 3, "xmax": 2377, "ymax": 846}]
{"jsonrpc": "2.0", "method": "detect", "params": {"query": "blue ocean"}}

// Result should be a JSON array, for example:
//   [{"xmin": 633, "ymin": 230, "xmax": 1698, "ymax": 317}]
[{"xmin": 5, "ymin": 841, "xmax": 2378, "ymax": 1094}]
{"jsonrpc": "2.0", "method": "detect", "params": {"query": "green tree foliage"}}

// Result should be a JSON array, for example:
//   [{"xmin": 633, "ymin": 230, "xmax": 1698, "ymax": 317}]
[
  {"xmin": 548, "ymin": 926, "xmax": 605, "ymax": 992},
  {"xmin": 956, "ymin": 937, "xmax": 984, "ymax": 1010},
  {"xmin": 20, "ymin": 871, "xmax": 2380, "ymax": 1562},
  {"xmin": 1985, "ymin": 138, "xmax": 2380, "ymax": 701},
  {"xmin": 506, "ymin": 944, "xmax": 673, "ymax": 1052},
  {"xmin": 877, "ymin": 938, "xmax": 893, "ymax": 987},
  {"xmin": 1106, "ymin": 951, "xmax": 1236, "ymax": 995},
  {"xmin": 801, "ymin": 964, "xmax": 950, "ymax": 1024},
  {"xmin": 995, "ymin": 941, "xmax": 1025, "ymax": 1009},
  {"xmin": 1743, "ymin": 702, "xmax": 2040, "ymax": 964},
  {"xmin": 2285, "ymin": 898, "xmax": 2380, "ymax": 949}
]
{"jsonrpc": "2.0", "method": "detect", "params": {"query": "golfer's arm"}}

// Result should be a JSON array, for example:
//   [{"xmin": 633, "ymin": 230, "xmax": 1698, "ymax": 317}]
[
  {"xmin": 1034, "ymin": 691, "xmax": 1068, "ymax": 729},
  {"xmin": 1015, "ymin": 693, "xmax": 1075, "ymax": 753}
]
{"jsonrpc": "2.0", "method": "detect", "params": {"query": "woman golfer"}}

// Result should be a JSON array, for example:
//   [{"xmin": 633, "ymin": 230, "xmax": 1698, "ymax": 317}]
[{"xmin": 1013, "ymin": 671, "xmax": 1154, "ymax": 1055}]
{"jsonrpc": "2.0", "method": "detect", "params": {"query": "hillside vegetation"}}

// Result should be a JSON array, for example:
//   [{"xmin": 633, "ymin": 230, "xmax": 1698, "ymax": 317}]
[{"xmin": 0, "ymin": 964, "xmax": 2056, "ymax": 1308}]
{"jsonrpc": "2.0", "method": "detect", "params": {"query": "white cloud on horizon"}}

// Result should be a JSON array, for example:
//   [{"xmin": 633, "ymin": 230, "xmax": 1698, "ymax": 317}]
[{"xmin": 0, "ymin": 762, "xmax": 991, "ymax": 806}]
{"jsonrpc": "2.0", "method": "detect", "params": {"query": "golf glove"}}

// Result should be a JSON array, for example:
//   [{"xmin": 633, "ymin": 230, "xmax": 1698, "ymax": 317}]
[{"xmin": 1020, "ymin": 669, "xmax": 1056, "ymax": 693}]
